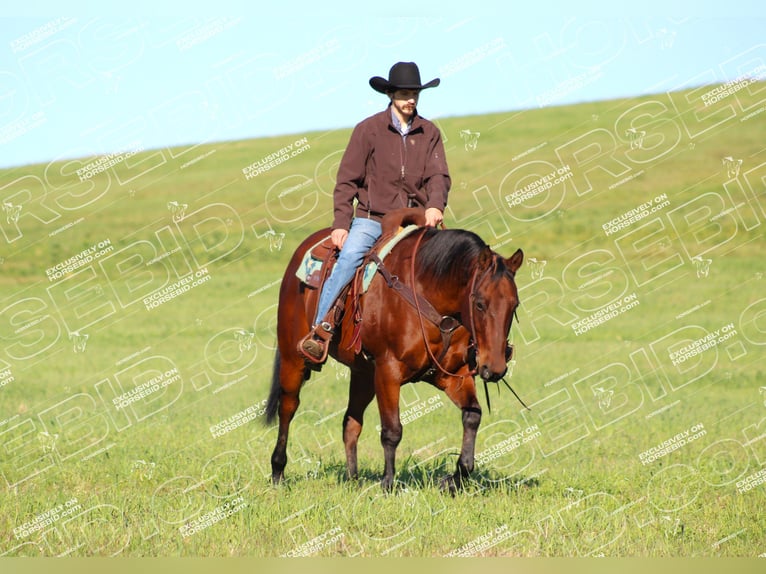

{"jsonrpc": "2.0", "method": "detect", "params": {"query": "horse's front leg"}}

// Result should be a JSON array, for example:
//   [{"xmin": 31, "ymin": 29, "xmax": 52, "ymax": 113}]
[
  {"xmin": 373, "ymin": 366, "xmax": 403, "ymax": 491},
  {"xmin": 439, "ymin": 374, "xmax": 482, "ymax": 494},
  {"xmin": 343, "ymin": 366, "xmax": 376, "ymax": 480}
]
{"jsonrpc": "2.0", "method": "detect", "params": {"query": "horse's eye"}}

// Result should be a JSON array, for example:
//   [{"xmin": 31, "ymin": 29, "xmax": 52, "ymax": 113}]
[{"xmin": 475, "ymin": 300, "xmax": 486, "ymax": 313}]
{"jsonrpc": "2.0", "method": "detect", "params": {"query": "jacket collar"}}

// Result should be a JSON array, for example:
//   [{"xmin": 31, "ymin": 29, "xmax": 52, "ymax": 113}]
[{"xmin": 381, "ymin": 104, "xmax": 424, "ymax": 133}]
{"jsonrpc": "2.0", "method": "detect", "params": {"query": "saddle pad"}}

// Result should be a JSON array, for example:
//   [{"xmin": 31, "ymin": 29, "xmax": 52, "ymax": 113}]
[
  {"xmin": 361, "ymin": 225, "xmax": 420, "ymax": 291},
  {"xmin": 294, "ymin": 235, "xmax": 331, "ymax": 285}
]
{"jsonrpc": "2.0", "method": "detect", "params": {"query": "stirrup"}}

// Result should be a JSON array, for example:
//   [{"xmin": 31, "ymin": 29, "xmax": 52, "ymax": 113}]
[{"xmin": 297, "ymin": 322, "xmax": 333, "ymax": 364}]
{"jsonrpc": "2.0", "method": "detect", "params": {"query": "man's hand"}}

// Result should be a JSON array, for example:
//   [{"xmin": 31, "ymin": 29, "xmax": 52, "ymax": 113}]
[
  {"xmin": 424, "ymin": 207, "xmax": 444, "ymax": 227},
  {"xmin": 331, "ymin": 228, "xmax": 348, "ymax": 250}
]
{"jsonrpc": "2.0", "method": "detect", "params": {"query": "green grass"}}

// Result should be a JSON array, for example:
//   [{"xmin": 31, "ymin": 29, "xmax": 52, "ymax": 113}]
[{"xmin": 0, "ymin": 83, "xmax": 765, "ymax": 557}]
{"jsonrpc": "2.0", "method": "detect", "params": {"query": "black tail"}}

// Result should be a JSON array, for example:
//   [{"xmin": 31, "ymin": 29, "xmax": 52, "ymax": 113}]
[{"xmin": 264, "ymin": 349, "xmax": 281, "ymax": 425}]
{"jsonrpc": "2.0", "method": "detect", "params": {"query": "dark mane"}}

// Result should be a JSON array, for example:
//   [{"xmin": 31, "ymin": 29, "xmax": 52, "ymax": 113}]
[{"xmin": 415, "ymin": 228, "xmax": 488, "ymax": 283}]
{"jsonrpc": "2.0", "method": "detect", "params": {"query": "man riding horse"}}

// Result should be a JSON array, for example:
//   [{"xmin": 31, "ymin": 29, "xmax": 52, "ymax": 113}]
[{"xmin": 299, "ymin": 61, "xmax": 451, "ymax": 363}]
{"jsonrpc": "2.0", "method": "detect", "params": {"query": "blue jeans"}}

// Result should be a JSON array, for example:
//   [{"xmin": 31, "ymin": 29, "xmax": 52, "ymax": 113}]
[{"xmin": 314, "ymin": 217, "xmax": 382, "ymax": 325}]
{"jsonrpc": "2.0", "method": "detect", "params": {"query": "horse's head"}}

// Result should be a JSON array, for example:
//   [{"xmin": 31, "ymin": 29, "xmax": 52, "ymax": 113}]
[{"xmin": 466, "ymin": 247, "xmax": 523, "ymax": 382}]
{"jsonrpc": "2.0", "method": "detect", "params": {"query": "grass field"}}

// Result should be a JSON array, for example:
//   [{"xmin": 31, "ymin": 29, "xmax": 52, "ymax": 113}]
[{"xmin": 0, "ymin": 81, "xmax": 765, "ymax": 557}]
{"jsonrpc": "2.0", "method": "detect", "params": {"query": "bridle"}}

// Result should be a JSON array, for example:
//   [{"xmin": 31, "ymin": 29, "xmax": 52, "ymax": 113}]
[{"xmin": 409, "ymin": 229, "xmax": 529, "ymax": 412}]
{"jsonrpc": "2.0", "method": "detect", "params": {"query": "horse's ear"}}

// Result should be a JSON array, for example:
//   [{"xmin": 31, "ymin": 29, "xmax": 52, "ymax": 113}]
[
  {"xmin": 506, "ymin": 248, "xmax": 524, "ymax": 274},
  {"xmin": 478, "ymin": 248, "xmax": 494, "ymax": 269}
]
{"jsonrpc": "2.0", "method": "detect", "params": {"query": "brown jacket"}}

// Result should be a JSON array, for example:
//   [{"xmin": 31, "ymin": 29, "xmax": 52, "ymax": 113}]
[{"xmin": 332, "ymin": 106, "xmax": 451, "ymax": 230}]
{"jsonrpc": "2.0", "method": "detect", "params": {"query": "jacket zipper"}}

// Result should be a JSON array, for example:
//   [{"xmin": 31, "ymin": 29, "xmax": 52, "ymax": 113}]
[{"xmin": 399, "ymin": 134, "xmax": 409, "ymax": 206}]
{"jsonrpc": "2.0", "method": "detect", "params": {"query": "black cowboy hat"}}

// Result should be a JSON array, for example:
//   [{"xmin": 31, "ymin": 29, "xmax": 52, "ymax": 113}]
[{"xmin": 369, "ymin": 62, "xmax": 440, "ymax": 94}]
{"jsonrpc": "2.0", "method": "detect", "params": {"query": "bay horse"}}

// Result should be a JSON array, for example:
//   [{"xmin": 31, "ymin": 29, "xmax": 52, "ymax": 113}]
[{"xmin": 264, "ymin": 208, "xmax": 523, "ymax": 491}]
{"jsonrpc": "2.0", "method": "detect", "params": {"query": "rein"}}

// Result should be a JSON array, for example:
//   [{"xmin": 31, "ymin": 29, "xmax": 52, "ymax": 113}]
[
  {"xmin": 369, "ymin": 226, "xmax": 530, "ymax": 413},
  {"xmin": 464, "ymin": 251, "xmax": 530, "ymax": 413},
  {"xmin": 406, "ymin": 228, "xmax": 530, "ymax": 413},
  {"xmin": 409, "ymin": 228, "xmax": 476, "ymax": 380}
]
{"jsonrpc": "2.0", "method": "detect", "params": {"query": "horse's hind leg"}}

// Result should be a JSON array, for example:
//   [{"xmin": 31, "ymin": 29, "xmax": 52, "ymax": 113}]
[
  {"xmin": 439, "ymin": 374, "xmax": 482, "ymax": 493},
  {"xmin": 268, "ymin": 350, "xmax": 309, "ymax": 484},
  {"xmin": 343, "ymin": 366, "xmax": 375, "ymax": 480}
]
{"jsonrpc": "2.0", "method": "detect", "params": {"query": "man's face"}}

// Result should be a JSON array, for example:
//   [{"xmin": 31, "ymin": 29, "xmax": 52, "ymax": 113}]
[{"xmin": 389, "ymin": 89, "xmax": 420, "ymax": 119}]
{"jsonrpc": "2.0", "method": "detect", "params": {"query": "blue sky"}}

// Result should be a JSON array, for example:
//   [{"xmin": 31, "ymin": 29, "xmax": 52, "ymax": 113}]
[{"xmin": 1, "ymin": 1, "xmax": 765, "ymax": 169}]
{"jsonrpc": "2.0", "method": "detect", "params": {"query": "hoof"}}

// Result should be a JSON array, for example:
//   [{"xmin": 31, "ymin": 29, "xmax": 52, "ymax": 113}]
[
  {"xmin": 380, "ymin": 476, "xmax": 395, "ymax": 492},
  {"xmin": 439, "ymin": 474, "xmax": 462, "ymax": 495}
]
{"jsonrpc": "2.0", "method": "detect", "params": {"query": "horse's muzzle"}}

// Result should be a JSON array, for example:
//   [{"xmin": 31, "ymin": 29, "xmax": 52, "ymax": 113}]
[{"xmin": 479, "ymin": 364, "xmax": 507, "ymax": 382}]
